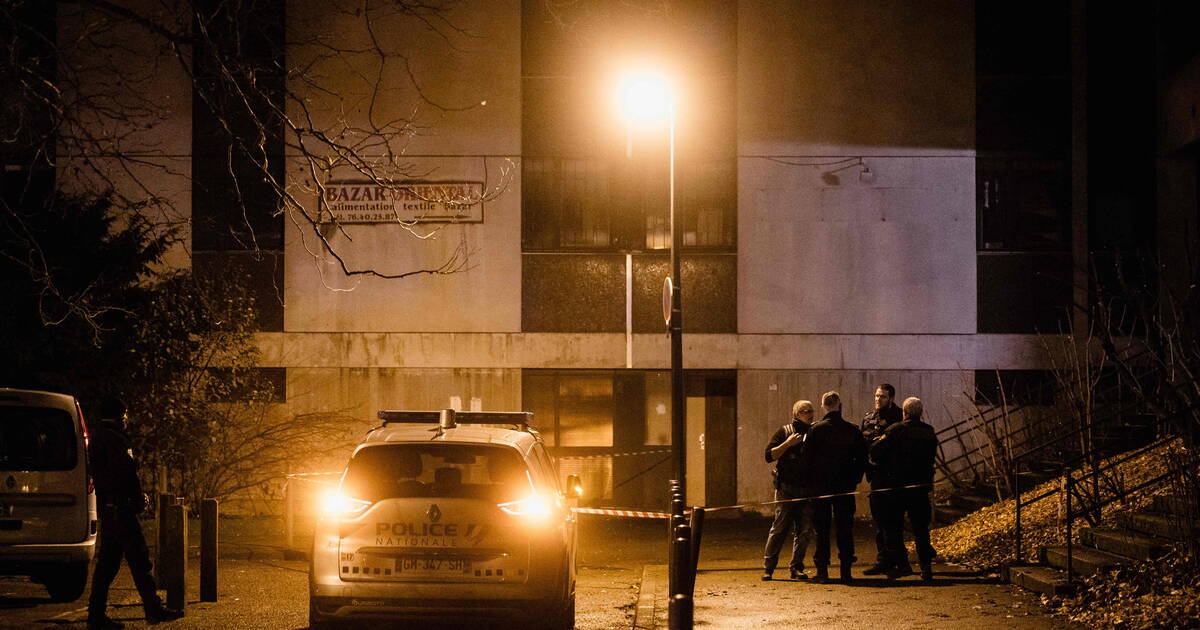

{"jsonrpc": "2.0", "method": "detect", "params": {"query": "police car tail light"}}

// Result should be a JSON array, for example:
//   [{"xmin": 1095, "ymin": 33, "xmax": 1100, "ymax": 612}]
[
  {"xmin": 498, "ymin": 495, "xmax": 553, "ymax": 520},
  {"xmin": 322, "ymin": 492, "xmax": 373, "ymax": 518}
]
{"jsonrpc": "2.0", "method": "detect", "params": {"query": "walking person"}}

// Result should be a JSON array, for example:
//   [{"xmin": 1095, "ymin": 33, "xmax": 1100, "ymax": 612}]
[
  {"xmin": 860, "ymin": 383, "xmax": 903, "ymax": 575},
  {"xmin": 761, "ymin": 400, "xmax": 816, "ymax": 580},
  {"xmin": 802, "ymin": 391, "xmax": 867, "ymax": 584},
  {"xmin": 87, "ymin": 397, "xmax": 182, "ymax": 630},
  {"xmin": 869, "ymin": 396, "xmax": 939, "ymax": 580}
]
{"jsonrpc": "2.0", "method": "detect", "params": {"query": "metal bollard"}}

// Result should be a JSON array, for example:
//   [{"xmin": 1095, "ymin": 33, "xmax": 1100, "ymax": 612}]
[
  {"xmin": 667, "ymin": 592, "xmax": 693, "ymax": 629},
  {"xmin": 156, "ymin": 494, "xmax": 173, "ymax": 580},
  {"xmin": 688, "ymin": 507, "xmax": 705, "ymax": 578},
  {"xmin": 200, "ymin": 498, "xmax": 218, "ymax": 602},
  {"xmin": 162, "ymin": 502, "xmax": 187, "ymax": 612},
  {"xmin": 673, "ymin": 523, "xmax": 693, "ymax": 595},
  {"xmin": 285, "ymin": 477, "xmax": 295, "ymax": 551}
]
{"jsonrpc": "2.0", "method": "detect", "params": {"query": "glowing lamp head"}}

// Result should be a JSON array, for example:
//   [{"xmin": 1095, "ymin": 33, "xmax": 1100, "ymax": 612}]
[{"xmin": 617, "ymin": 71, "xmax": 673, "ymax": 126}]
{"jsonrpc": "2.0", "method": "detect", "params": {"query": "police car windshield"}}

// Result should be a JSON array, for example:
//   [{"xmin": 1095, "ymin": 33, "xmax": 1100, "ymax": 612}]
[
  {"xmin": 341, "ymin": 444, "xmax": 531, "ymax": 502},
  {"xmin": 0, "ymin": 406, "xmax": 76, "ymax": 471}
]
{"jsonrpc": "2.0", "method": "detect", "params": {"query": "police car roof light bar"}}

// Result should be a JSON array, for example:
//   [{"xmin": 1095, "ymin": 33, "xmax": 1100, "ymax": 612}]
[{"xmin": 377, "ymin": 410, "xmax": 534, "ymax": 431}]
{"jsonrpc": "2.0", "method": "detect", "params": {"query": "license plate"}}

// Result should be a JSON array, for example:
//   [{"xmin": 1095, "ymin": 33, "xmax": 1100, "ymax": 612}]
[{"xmin": 394, "ymin": 557, "xmax": 472, "ymax": 574}]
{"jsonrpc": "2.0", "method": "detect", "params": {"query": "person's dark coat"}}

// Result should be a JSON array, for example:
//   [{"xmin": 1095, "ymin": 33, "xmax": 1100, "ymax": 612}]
[
  {"xmin": 89, "ymin": 419, "xmax": 145, "ymax": 513},
  {"xmin": 764, "ymin": 419, "xmax": 810, "ymax": 489},
  {"xmin": 861, "ymin": 404, "xmax": 902, "ymax": 487},
  {"xmin": 868, "ymin": 417, "xmax": 938, "ymax": 491},
  {"xmin": 800, "ymin": 410, "xmax": 867, "ymax": 495}
]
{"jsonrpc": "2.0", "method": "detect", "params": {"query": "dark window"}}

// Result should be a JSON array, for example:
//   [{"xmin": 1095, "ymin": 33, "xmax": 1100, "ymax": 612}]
[
  {"xmin": 193, "ymin": 251, "xmax": 284, "ymax": 332},
  {"xmin": 522, "ymin": 157, "xmax": 736, "ymax": 252},
  {"xmin": 974, "ymin": 370, "xmax": 1056, "ymax": 407},
  {"xmin": 192, "ymin": 0, "xmax": 285, "ymax": 331},
  {"xmin": 0, "ymin": 406, "xmax": 76, "ymax": 471},
  {"xmin": 341, "ymin": 444, "xmax": 528, "ymax": 502},
  {"xmin": 977, "ymin": 252, "xmax": 1071, "ymax": 334},
  {"xmin": 520, "ymin": 0, "xmax": 735, "ymax": 255},
  {"xmin": 976, "ymin": 1, "xmax": 1072, "ymax": 333}
]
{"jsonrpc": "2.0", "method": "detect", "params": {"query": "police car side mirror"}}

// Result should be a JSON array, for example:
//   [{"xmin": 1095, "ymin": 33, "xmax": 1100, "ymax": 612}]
[{"xmin": 565, "ymin": 474, "xmax": 583, "ymax": 499}]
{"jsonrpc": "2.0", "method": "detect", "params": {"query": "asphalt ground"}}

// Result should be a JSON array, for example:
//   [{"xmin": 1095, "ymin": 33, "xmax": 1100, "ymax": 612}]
[{"xmin": 0, "ymin": 514, "xmax": 1078, "ymax": 629}]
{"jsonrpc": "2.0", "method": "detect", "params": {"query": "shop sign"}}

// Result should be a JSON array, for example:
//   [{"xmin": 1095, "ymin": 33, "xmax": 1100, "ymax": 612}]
[{"xmin": 322, "ymin": 181, "xmax": 484, "ymax": 223}]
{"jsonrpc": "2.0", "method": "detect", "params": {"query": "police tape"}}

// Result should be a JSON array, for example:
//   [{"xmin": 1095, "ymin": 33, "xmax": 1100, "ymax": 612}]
[
  {"xmin": 559, "ymin": 449, "xmax": 672, "ymax": 460},
  {"xmin": 570, "ymin": 507, "xmax": 672, "ymax": 518},
  {"xmin": 569, "ymin": 483, "xmax": 934, "ymax": 519}
]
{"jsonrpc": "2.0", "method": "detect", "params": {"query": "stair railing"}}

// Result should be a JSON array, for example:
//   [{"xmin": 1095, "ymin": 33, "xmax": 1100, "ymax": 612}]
[
  {"xmin": 1012, "ymin": 396, "xmax": 1200, "ymax": 564},
  {"xmin": 938, "ymin": 351, "xmax": 1156, "ymax": 493}
]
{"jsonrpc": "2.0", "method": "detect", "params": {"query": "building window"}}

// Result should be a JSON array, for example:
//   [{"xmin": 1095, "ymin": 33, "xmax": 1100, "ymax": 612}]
[{"xmin": 976, "ymin": 1, "xmax": 1072, "ymax": 333}]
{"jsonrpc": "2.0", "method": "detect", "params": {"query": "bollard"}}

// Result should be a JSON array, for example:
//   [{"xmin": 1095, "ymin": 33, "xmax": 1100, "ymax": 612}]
[
  {"xmin": 156, "ymin": 494, "xmax": 173, "ymax": 580},
  {"xmin": 673, "ymin": 523, "xmax": 693, "ymax": 595},
  {"xmin": 200, "ymin": 498, "xmax": 218, "ymax": 602},
  {"xmin": 162, "ymin": 502, "xmax": 187, "ymax": 613},
  {"xmin": 667, "ymin": 592, "xmax": 693, "ymax": 630},
  {"xmin": 285, "ymin": 477, "xmax": 295, "ymax": 551},
  {"xmin": 688, "ymin": 507, "xmax": 705, "ymax": 579}
]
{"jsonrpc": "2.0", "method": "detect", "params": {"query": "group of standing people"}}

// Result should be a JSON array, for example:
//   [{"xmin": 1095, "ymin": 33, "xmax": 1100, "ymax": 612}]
[{"xmin": 760, "ymin": 384, "xmax": 938, "ymax": 584}]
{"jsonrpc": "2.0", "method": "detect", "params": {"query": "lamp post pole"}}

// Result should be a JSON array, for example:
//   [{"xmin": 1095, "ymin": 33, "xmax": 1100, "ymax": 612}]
[{"xmin": 667, "ymin": 104, "xmax": 686, "ymax": 497}]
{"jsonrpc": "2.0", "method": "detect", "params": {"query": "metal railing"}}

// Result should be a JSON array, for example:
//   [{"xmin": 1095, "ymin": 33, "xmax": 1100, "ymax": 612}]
[
  {"xmin": 1012, "ymin": 397, "xmax": 1200, "ymax": 573},
  {"xmin": 935, "ymin": 350, "xmax": 1153, "ymax": 492}
]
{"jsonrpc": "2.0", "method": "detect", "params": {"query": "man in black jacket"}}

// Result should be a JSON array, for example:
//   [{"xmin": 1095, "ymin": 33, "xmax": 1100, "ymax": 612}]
[
  {"xmin": 760, "ymin": 400, "xmax": 815, "ymax": 580},
  {"xmin": 869, "ymin": 396, "xmax": 939, "ymax": 580},
  {"xmin": 87, "ymin": 397, "xmax": 181, "ymax": 630},
  {"xmin": 802, "ymin": 391, "xmax": 867, "ymax": 584},
  {"xmin": 860, "ymin": 383, "xmax": 903, "ymax": 575}
]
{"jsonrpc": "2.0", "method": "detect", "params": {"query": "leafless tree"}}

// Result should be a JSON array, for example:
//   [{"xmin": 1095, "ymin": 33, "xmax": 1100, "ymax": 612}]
[{"xmin": 2, "ymin": 0, "xmax": 513, "ymax": 326}]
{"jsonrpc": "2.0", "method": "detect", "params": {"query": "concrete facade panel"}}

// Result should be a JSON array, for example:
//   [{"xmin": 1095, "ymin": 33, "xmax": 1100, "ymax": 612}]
[
  {"xmin": 283, "ymin": 156, "xmax": 521, "ymax": 332},
  {"xmin": 258, "ymin": 332, "xmax": 1054, "ymax": 371},
  {"xmin": 739, "ymin": 157, "xmax": 976, "ymax": 334},
  {"xmin": 737, "ymin": 0, "xmax": 974, "ymax": 155}
]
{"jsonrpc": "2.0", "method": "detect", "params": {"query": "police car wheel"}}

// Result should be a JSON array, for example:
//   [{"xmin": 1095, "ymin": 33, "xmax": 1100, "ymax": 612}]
[
  {"xmin": 307, "ymin": 598, "xmax": 339, "ymax": 629},
  {"xmin": 44, "ymin": 563, "xmax": 88, "ymax": 602}
]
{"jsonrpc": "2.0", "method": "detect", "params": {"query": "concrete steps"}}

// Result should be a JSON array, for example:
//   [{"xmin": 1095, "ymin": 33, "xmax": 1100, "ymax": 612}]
[
  {"xmin": 1116, "ymin": 512, "xmax": 1197, "ymax": 541},
  {"xmin": 1005, "ymin": 493, "xmax": 1197, "ymax": 599},
  {"xmin": 1003, "ymin": 564, "xmax": 1075, "ymax": 596},
  {"xmin": 1040, "ymin": 545, "xmax": 1128, "ymax": 575},
  {"xmin": 1080, "ymin": 527, "xmax": 1170, "ymax": 561}
]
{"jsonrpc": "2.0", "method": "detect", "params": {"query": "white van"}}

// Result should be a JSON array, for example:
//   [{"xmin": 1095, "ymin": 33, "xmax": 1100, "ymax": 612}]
[{"xmin": 0, "ymin": 388, "xmax": 98, "ymax": 601}]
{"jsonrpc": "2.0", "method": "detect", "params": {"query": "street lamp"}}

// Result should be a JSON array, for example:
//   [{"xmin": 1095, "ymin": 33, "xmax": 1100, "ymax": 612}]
[{"xmin": 618, "ymin": 71, "xmax": 685, "ymax": 497}]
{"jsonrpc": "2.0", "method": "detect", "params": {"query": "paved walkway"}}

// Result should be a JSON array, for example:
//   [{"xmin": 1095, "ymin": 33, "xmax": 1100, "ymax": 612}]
[{"xmin": 635, "ymin": 554, "xmax": 1081, "ymax": 629}]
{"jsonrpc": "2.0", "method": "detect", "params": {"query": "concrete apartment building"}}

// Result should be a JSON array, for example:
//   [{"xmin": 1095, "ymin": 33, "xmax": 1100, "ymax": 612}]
[{"xmin": 27, "ymin": 1, "xmax": 1200, "ymax": 510}]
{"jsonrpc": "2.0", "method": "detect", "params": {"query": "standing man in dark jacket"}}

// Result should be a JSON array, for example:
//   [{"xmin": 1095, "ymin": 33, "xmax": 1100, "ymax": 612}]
[
  {"xmin": 802, "ymin": 391, "xmax": 867, "ymax": 584},
  {"xmin": 869, "ymin": 396, "xmax": 939, "ymax": 580},
  {"xmin": 760, "ymin": 400, "xmax": 815, "ymax": 580},
  {"xmin": 87, "ymin": 397, "xmax": 181, "ymax": 630},
  {"xmin": 860, "ymin": 383, "xmax": 903, "ymax": 575}
]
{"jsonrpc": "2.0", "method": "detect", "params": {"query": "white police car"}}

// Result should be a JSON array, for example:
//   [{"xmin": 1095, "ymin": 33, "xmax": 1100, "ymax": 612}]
[{"xmin": 309, "ymin": 409, "xmax": 580, "ymax": 629}]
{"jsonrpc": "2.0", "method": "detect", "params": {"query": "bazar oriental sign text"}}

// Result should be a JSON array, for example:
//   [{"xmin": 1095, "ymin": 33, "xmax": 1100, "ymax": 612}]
[{"xmin": 322, "ymin": 182, "xmax": 484, "ymax": 224}]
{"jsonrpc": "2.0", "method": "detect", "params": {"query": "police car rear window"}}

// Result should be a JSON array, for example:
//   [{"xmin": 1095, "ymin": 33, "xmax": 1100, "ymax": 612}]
[
  {"xmin": 0, "ymin": 406, "xmax": 77, "ymax": 471},
  {"xmin": 341, "ymin": 444, "xmax": 530, "ymax": 502}
]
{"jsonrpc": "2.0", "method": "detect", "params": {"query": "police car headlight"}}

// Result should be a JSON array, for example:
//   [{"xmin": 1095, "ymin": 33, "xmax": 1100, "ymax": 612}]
[
  {"xmin": 498, "ymin": 495, "xmax": 553, "ymax": 521},
  {"xmin": 322, "ymin": 492, "xmax": 373, "ymax": 518}
]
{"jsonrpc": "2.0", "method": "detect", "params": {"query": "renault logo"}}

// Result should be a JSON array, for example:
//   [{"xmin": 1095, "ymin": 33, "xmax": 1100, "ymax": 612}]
[{"xmin": 427, "ymin": 504, "xmax": 442, "ymax": 523}]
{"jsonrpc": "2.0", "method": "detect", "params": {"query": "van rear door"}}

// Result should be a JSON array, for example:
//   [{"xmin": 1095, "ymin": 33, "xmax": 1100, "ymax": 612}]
[{"xmin": 0, "ymin": 401, "xmax": 89, "ymax": 544}]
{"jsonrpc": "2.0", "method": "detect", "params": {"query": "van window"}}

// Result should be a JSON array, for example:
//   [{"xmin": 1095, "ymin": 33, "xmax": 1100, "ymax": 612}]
[
  {"xmin": 0, "ymin": 406, "xmax": 77, "ymax": 471},
  {"xmin": 342, "ymin": 444, "xmax": 530, "ymax": 502}
]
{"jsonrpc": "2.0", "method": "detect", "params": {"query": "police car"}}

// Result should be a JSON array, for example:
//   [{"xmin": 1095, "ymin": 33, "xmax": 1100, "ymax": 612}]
[{"xmin": 309, "ymin": 409, "xmax": 580, "ymax": 629}]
